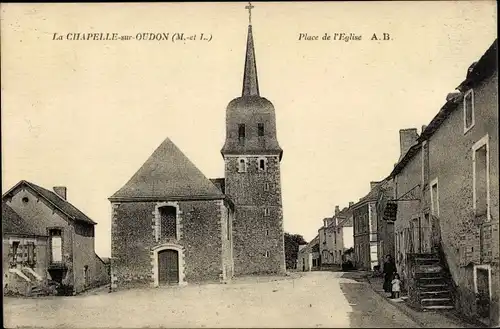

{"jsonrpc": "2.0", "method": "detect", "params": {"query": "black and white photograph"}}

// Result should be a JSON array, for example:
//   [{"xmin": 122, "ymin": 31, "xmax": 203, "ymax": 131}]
[{"xmin": 1, "ymin": 1, "xmax": 498, "ymax": 328}]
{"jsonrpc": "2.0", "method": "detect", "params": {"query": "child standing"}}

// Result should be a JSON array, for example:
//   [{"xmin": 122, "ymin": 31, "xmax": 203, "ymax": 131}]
[{"xmin": 391, "ymin": 273, "xmax": 401, "ymax": 299}]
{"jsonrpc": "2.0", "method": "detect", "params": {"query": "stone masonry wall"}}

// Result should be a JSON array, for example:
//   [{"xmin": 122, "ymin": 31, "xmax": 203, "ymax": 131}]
[
  {"xmin": 427, "ymin": 71, "xmax": 498, "ymax": 326},
  {"xmin": 225, "ymin": 155, "xmax": 286, "ymax": 275},
  {"xmin": 111, "ymin": 200, "xmax": 225, "ymax": 288}
]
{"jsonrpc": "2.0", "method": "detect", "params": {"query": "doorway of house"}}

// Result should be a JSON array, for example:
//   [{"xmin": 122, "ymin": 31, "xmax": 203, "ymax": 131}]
[
  {"xmin": 158, "ymin": 249, "xmax": 179, "ymax": 285},
  {"xmin": 421, "ymin": 213, "xmax": 432, "ymax": 253},
  {"xmin": 476, "ymin": 266, "xmax": 491, "ymax": 322}
]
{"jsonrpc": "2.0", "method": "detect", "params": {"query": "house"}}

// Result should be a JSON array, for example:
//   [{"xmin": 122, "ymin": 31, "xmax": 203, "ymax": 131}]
[
  {"xmin": 352, "ymin": 180, "xmax": 394, "ymax": 270},
  {"xmin": 297, "ymin": 235, "xmax": 320, "ymax": 271},
  {"xmin": 2, "ymin": 181, "xmax": 110, "ymax": 296},
  {"xmin": 388, "ymin": 39, "xmax": 498, "ymax": 326},
  {"xmin": 334, "ymin": 203, "xmax": 355, "ymax": 265},
  {"xmin": 318, "ymin": 217, "xmax": 335, "ymax": 267}
]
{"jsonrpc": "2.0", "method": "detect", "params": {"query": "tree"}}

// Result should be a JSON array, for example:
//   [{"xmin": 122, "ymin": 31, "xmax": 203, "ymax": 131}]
[{"xmin": 284, "ymin": 232, "xmax": 308, "ymax": 269}]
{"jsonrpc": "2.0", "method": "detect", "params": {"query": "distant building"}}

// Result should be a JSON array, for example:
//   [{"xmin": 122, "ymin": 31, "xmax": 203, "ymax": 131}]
[
  {"xmin": 297, "ymin": 235, "xmax": 320, "ymax": 271},
  {"xmin": 2, "ymin": 181, "xmax": 109, "ymax": 296},
  {"xmin": 388, "ymin": 39, "xmax": 498, "ymax": 326},
  {"xmin": 335, "ymin": 204, "xmax": 355, "ymax": 264},
  {"xmin": 352, "ymin": 180, "xmax": 393, "ymax": 270},
  {"xmin": 318, "ymin": 217, "xmax": 335, "ymax": 266}
]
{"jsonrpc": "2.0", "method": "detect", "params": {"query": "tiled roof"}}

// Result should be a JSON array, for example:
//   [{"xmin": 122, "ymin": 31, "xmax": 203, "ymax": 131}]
[
  {"xmin": 3, "ymin": 181, "xmax": 97, "ymax": 225},
  {"xmin": 389, "ymin": 39, "xmax": 497, "ymax": 179},
  {"xmin": 210, "ymin": 178, "xmax": 226, "ymax": 194},
  {"xmin": 457, "ymin": 39, "xmax": 497, "ymax": 91},
  {"xmin": 2, "ymin": 201, "xmax": 46, "ymax": 236},
  {"xmin": 110, "ymin": 138, "xmax": 225, "ymax": 202}
]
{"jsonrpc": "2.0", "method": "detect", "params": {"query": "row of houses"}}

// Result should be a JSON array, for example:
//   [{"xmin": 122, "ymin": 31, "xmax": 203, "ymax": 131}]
[
  {"xmin": 298, "ymin": 204, "xmax": 355, "ymax": 271},
  {"xmin": 2, "ymin": 181, "xmax": 110, "ymax": 296},
  {"xmin": 299, "ymin": 39, "xmax": 498, "ymax": 327}
]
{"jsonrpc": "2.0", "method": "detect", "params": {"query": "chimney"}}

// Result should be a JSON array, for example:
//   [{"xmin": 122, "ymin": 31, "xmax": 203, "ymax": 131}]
[
  {"xmin": 446, "ymin": 91, "xmax": 461, "ymax": 102},
  {"xmin": 349, "ymin": 201, "xmax": 354, "ymax": 207},
  {"xmin": 335, "ymin": 205, "xmax": 340, "ymax": 215},
  {"xmin": 53, "ymin": 186, "xmax": 67, "ymax": 200},
  {"xmin": 399, "ymin": 128, "xmax": 419, "ymax": 158},
  {"xmin": 421, "ymin": 125, "xmax": 427, "ymax": 134},
  {"xmin": 370, "ymin": 181, "xmax": 380, "ymax": 190}
]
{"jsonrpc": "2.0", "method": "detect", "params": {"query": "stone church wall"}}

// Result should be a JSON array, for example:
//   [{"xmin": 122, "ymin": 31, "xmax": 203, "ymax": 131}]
[
  {"xmin": 225, "ymin": 155, "xmax": 286, "ymax": 275},
  {"xmin": 111, "ymin": 199, "xmax": 226, "ymax": 288}
]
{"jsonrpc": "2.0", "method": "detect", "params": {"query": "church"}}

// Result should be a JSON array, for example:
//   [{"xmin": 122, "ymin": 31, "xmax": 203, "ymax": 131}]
[{"xmin": 109, "ymin": 4, "xmax": 286, "ymax": 288}]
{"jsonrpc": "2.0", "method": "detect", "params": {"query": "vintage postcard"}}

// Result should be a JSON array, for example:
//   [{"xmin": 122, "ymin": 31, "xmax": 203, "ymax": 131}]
[{"xmin": 1, "ymin": 1, "xmax": 498, "ymax": 328}]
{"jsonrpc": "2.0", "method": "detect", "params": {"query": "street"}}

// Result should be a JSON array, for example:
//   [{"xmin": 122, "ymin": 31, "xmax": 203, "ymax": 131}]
[{"xmin": 4, "ymin": 271, "xmax": 420, "ymax": 328}]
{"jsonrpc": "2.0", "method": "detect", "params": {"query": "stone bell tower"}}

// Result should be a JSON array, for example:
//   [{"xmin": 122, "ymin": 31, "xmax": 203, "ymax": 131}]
[{"xmin": 221, "ymin": 3, "xmax": 285, "ymax": 275}]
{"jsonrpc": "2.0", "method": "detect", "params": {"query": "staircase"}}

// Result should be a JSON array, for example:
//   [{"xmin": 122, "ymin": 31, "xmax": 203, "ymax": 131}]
[{"xmin": 412, "ymin": 253, "xmax": 454, "ymax": 311}]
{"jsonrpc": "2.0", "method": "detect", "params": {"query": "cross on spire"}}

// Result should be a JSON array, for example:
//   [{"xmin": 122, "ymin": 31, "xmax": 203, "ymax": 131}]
[{"xmin": 245, "ymin": 2, "xmax": 254, "ymax": 25}]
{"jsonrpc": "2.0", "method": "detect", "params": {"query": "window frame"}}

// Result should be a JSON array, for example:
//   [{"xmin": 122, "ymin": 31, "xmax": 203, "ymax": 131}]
[
  {"xmin": 48, "ymin": 228, "xmax": 64, "ymax": 264},
  {"xmin": 158, "ymin": 205, "xmax": 178, "ymax": 240},
  {"xmin": 463, "ymin": 89, "xmax": 475, "ymax": 134},
  {"xmin": 430, "ymin": 178, "xmax": 439, "ymax": 217},
  {"xmin": 472, "ymin": 134, "xmax": 490, "ymax": 221},
  {"xmin": 258, "ymin": 157, "xmax": 267, "ymax": 172},
  {"xmin": 237, "ymin": 157, "xmax": 247, "ymax": 173},
  {"xmin": 473, "ymin": 264, "xmax": 492, "ymax": 299}
]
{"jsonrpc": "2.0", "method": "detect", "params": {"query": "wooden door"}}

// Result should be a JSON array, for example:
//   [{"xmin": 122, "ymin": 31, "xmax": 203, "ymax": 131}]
[
  {"xmin": 158, "ymin": 250, "xmax": 179, "ymax": 284},
  {"xmin": 421, "ymin": 214, "xmax": 432, "ymax": 253},
  {"xmin": 411, "ymin": 218, "xmax": 421, "ymax": 253}
]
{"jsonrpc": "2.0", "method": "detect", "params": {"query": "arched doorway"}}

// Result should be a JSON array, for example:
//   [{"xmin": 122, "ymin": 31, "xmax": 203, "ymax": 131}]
[{"xmin": 158, "ymin": 249, "xmax": 179, "ymax": 285}]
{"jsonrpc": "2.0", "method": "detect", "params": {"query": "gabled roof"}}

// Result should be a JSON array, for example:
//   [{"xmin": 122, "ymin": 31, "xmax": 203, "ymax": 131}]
[
  {"xmin": 389, "ymin": 39, "xmax": 497, "ymax": 179},
  {"xmin": 109, "ymin": 138, "xmax": 225, "ymax": 202},
  {"xmin": 351, "ymin": 179, "xmax": 392, "ymax": 209},
  {"xmin": 2, "ymin": 201, "xmax": 44, "ymax": 236},
  {"xmin": 2, "ymin": 181, "xmax": 97, "ymax": 225}
]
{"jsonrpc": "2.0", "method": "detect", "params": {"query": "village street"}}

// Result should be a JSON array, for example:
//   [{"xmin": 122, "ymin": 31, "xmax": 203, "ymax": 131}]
[{"xmin": 4, "ymin": 271, "xmax": 420, "ymax": 328}]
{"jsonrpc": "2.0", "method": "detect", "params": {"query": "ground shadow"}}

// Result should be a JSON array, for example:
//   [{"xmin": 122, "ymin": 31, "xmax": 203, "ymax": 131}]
[{"xmin": 339, "ymin": 278, "xmax": 420, "ymax": 328}]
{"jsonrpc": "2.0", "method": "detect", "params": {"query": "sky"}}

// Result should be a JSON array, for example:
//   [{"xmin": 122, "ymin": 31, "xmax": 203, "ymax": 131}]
[{"xmin": 1, "ymin": 2, "xmax": 497, "ymax": 257}]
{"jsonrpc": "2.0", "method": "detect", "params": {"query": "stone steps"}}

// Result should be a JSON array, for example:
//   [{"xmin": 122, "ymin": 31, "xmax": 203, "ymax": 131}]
[{"xmin": 412, "ymin": 252, "xmax": 454, "ymax": 311}]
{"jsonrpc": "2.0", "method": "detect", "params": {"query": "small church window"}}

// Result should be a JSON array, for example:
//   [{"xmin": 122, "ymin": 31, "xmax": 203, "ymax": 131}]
[
  {"xmin": 258, "ymin": 123, "xmax": 265, "ymax": 136},
  {"xmin": 238, "ymin": 158, "xmax": 247, "ymax": 173},
  {"xmin": 264, "ymin": 208, "xmax": 270, "ymax": 216},
  {"xmin": 264, "ymin": 183, "xmax": 270, "ymax": 191},
  {"xmin": 159, "ymin": 206, "xmax": 177, "ymax": 240},
  {"xmin": 259, "ymin": 159, "xmax": 266, "ymax": 171},
  {"xmin": 238, "ymin": 124, "xmax": 246, "ymax": 139},
  {"xmin": 265, "ymin": 251, "xmax": 270, "ymax": 258},
  {"xmin": 266, "ymin": 229, "xmax": 269, "ymax": 236}
]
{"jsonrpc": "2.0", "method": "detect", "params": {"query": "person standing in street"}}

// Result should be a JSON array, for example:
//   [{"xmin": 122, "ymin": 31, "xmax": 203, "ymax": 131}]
[
  {"xmin": 391, "ymin": 273, "xmax": 401, "ymax": 299},
  {"xmin": 383, "ymin": 254, "xmax": 396, "ymax": 295}
]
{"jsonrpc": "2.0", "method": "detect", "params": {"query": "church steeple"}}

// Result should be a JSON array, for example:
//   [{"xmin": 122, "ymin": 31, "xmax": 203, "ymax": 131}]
[
  {"xmin": 221, "ymin": 1, "xmax": 282, "ymax": 159},
  {"xmin": 242, "ymin": 2, "xmax": 259, "ymax": 97}
]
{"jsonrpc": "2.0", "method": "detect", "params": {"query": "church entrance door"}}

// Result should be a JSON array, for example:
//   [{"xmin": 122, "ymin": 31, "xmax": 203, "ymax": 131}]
[{"xmin": 158, "ymin": 249, "xmax": 179, "ymax": 285}]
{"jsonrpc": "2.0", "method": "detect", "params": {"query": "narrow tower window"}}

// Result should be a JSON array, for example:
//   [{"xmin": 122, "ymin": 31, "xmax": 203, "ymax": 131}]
[
  {"xmin": 259, "ymin": 159, "xmax": 266, "ymax": 171},
  {"xmin": 238, "ymin": 124, "xmax": 246, "ymax": 139},
  {"xmin": 264, "ymin": 208, "xmax": 270, "ymax": 216},
  {"xmin": 238, "ymin": 158, "xmax": 247, "ymax": 173},
  {"xmin": 264, "ymin": 183, "xmax": 270, "ymax": 191},
  {"xmin": 258, "ymin": 123, "xmax": 265, "ymax": 136}
]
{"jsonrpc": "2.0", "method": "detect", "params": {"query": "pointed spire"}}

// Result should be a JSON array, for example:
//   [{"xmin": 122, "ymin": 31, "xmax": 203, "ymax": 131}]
[{"xmin": 242, "ymin": 3, "xmax": 259, "ymax": 97}]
